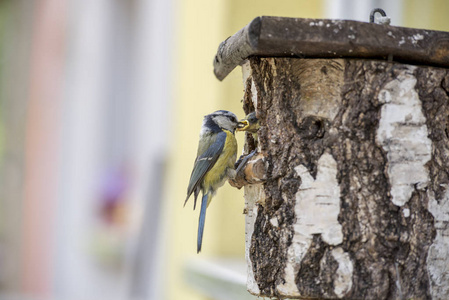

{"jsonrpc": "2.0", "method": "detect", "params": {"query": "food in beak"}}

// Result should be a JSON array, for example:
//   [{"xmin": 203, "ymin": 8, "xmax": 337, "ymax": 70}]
[{"xmin": 237, "ymin": 121, "xmax": 248, "ymax": 129}]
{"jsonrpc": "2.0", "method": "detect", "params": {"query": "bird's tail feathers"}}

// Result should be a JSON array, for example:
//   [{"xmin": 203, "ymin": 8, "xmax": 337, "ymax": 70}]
[
  {"xmin": 193, "ymin": 189, "xmax": 199, "ymax": 210},
  {"xmin": 184, "ymin": 189, "xmax": 200, "ymax": 210},
  {"xmin": 197, "ymin": 193, "xmax": 208, "ymax": 253}
]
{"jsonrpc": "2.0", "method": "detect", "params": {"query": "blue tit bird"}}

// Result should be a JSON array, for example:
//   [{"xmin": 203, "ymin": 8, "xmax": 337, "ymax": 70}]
[{"xmin": 184, "ymin": 110, "xmax": 242, "ymax": 253}]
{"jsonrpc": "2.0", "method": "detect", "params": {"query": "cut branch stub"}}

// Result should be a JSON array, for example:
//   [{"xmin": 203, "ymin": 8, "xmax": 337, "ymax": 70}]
[{"xmin": 229, "ymin": 153, "xmax": 266, "ymax": 189}]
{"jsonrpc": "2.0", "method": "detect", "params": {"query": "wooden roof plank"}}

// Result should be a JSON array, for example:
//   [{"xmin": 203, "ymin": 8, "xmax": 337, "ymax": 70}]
[{"xmin": 214, "ymin": 16, "xmax": 449, "ymax": 80}]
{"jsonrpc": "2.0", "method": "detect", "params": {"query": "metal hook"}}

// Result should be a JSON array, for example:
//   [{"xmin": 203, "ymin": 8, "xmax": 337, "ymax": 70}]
[{"xmin": 370, "ymin": 8, "xmax": 390, "ymax": 25}]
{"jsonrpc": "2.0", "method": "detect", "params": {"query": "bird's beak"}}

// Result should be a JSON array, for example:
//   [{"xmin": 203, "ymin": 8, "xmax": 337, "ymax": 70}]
[{"xmin": 237, "ymin": 120, "xmax": 249, "ymax": 131}]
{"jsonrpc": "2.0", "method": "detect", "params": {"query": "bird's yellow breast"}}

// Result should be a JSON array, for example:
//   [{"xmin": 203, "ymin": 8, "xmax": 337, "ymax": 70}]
[{"xmin": 203, "ymin": 130, "xmax": 237, "ymax": 193}]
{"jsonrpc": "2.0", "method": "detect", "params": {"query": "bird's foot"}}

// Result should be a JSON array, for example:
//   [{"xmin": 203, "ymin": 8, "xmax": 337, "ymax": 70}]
[{"xmin": 229, "ymin": 151, "xmax": 266, "ymax": 189}]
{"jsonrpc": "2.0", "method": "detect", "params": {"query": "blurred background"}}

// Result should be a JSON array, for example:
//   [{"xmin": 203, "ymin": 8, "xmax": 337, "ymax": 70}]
[{"xmin": 0, "ymin": 0, "xmax": 447, "ymax": 299}]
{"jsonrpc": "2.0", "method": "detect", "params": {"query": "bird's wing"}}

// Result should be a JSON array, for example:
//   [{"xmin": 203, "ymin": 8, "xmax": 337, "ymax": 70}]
[{"xmin": 184, "ymin": 131, "xmax": 227, "ymax": 207}]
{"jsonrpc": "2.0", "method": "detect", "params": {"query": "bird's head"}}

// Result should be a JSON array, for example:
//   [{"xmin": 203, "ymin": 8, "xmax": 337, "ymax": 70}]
[
  {"xmin": 203, "ymin": 110, "xmax": 240, "ymax": 133},
  {"xmin": 237, "ymin": 112, "xmax": 260, "ymax": 133}
]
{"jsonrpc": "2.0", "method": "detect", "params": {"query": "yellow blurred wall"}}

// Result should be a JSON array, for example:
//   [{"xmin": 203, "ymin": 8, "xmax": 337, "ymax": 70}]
[
  {"xmin": 403, "ymin": 0, "xmax": 449, "ymax": 31},
  {"xmin": 165, "ymin": 1, "xmax": 323, "ymax": 300}
]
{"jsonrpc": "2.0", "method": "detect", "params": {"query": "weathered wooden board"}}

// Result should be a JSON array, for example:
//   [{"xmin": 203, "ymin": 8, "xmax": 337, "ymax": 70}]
[{"xmin": 214, "ymin": 16, "xmax": 449, "ymax": 80}]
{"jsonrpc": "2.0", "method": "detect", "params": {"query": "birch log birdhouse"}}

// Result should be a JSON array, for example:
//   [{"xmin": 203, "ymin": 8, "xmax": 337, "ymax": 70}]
[{"xmin": 215, "ymin": 16, "xmax": 449, "ymax": 299}]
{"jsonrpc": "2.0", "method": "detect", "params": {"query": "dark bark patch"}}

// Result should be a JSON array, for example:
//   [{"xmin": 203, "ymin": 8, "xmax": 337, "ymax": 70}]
[{"xmin": 296, "ymin": 235, "xmax": 329, "ymax": 297}]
